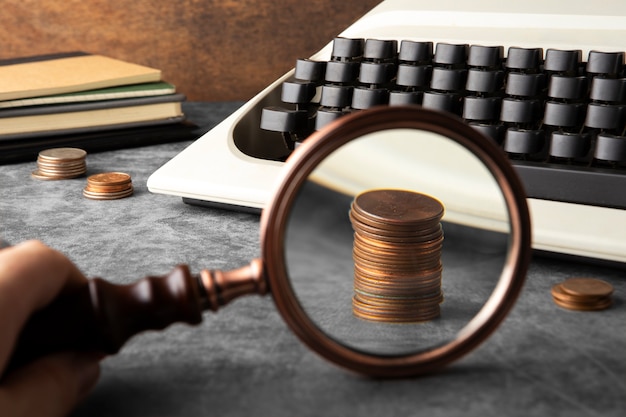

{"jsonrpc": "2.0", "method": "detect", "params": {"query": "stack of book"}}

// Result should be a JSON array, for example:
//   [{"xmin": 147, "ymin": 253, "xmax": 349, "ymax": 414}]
[{"xmin": 0, "ymin": 52, "xmax": 196, "ymax": 163}]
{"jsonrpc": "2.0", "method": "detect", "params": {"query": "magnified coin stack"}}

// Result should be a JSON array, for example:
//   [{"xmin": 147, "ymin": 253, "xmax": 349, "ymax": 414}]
[
  {"xmin": 83, "ymin": 172, "xmax": 134, "ymax": 200},
  {"xmin": 551, "ymin": 277, "xmax": 613, "ymax": 311},
  {"xmin": 349, "ymin": 189, "xmax": 445, "ymax": 323},
  {"xmin": 31, "ymin": 148, "xmax": 87, "ymax": 180}
]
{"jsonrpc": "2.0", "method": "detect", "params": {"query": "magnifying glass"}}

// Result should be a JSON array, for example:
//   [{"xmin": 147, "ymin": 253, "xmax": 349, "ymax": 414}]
[{"xmin": 12, "ymin": 106, "xmax": 531, "ymax": 378}]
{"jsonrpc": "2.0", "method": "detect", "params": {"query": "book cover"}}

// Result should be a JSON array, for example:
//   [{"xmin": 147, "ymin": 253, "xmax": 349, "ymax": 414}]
[
  {"xmin": 0, "ymin": 52, "xmax": 162, "ymax": 101},
  {"xmin": 0, "ymin": 82, "xmax": 176, "ymax": 109},
  {"xmin": 0, "ymin": 121, "xmax": 200, "ymax": 164},
  {"xmin": 0, "ymin": 94, "xmax": 186, "ymax": 140}
]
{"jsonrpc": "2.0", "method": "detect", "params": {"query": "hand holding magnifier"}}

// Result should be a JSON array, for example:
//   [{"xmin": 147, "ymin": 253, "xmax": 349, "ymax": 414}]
[{"xmin": 9, "ymin": 106, "xmax": 531, "ymax": 377}]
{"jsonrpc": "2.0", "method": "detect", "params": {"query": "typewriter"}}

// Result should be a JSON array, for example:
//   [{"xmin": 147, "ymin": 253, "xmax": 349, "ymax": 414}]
[{"xmin": 148, "ymin": 0, "xmax": 626, "ymax": 264}]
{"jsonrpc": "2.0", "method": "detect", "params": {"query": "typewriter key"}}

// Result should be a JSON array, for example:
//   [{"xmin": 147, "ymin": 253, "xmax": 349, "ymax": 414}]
[
  {"xmin": 468, "ymin": 45, "xmax": 504, "ymax": 69},
  {"xmin": 395, "ymin": 64, "xmax": 432, "ymax": 88},
  {"xmin": 505, "ymin": 47, "xmax": 543, "ymax": 72},
  {"xmin": 331, "ymin": 37, "xmax": 364, "ymax": 61},
  {"xmin": 586, "ymin": 51, "xmax": 625, "ymax": 77},
  {"xmin": 398, "ymin": 40, "xmax": 433, "ymax": 64},
  {"xmin": 363, "ymin": 39, "xmax": 398, "ymax": 62},
  {"xmin": 544, "ymin": 49, "xmax": 582, "ymax": 75}
]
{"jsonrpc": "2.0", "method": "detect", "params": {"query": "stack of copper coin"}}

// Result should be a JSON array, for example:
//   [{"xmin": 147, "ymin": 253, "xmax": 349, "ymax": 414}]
[
  {"xmin": 83, "ymin": 172, "xmax": 133, "ymax": 200},
  {"xmin": 349, "ymin": 189, "xmax": 445, "ymax": 323},
  {"xmin": 31, "ymin": 148, "xmax": 87, "ymax": 180},
  {"xmin": 551, "ymin": 277, "xmax": 613, "ymax": 311}
]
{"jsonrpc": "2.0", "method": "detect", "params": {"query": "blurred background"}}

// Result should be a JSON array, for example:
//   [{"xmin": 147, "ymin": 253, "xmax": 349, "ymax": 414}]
[{"xmin": 1, "ymin": 0, "xmax": 380, "ymax": 101}]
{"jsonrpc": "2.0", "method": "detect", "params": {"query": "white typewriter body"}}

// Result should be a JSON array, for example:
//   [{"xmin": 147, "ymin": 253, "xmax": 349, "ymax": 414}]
[{"xmin": 148, "ymin": 0, "xmax": 626, "ymax": 263}]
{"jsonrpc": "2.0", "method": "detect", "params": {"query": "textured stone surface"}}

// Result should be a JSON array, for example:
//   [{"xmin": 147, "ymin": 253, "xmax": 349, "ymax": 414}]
[{"xmin": 0, "ymin": 103, "xmax": 624, "ymax": 416}]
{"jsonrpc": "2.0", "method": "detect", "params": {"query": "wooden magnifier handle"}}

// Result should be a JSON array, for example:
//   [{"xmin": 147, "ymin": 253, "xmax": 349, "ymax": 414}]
[{"xmin": 10, "ymin": 259, "xmax": 266, "ymax": 369}]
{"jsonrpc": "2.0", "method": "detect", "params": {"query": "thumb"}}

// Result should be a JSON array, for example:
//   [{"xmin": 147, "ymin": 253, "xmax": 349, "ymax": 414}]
[{"xmin": 0, "ymin": 352, "xmax": 101, "ymax": 417}]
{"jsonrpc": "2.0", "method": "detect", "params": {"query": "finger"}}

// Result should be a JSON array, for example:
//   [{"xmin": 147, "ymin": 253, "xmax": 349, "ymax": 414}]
[
  {"xmin": 0, "ymin": 241, "xmax": 87, "ymax": 367},
  {"xmin": 0, "ymin": 351, "xmax": 101, "ymax": 417}
]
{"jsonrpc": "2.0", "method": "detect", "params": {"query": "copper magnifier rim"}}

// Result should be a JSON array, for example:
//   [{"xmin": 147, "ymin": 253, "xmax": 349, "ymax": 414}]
[{"xmin": 261, "ymin": 105, "xmax": 532, "ymax": 378}]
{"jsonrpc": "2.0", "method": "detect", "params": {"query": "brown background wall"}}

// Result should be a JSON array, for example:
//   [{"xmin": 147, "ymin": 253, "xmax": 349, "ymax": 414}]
[{"xmin": 1, "ymin": 0, "xmax": 381, "ymax": 102}]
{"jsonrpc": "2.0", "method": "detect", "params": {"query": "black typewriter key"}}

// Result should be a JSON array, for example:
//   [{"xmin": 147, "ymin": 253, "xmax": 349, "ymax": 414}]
[
  {"xmin": 466, "ymin": 69, "xmax": 504, "ymax": 93},
  {"xmin": 584, "ymin": 103, "xmax": 625, "ymax": 130},
  {"xmin": 358, "ymin": 62, "xmax": 396, "ymax": 85},
  {"xmin": 544, "ymin": 49, "xmax": 582, "ymax": 75},
  {"xmin": 260, "ymin": 107, "xmax": 308, "ymax": 133},
  {"xmin": 398, "ymin": 40, "xmax": 433, "ymax": 64},
  {"xmin": 589, "ymin": 77, "xmax": 626, "ymax": 103},
  {"xmin": 505, "ymin": 47, "xmax": 543, "ymax": 72},
  {"xmin": 594, "ymin": 133, "xmax": 626, "ymax": 163},
  {"xmin": 430, "ymin": 67, "xmax": 467, "ymax": 91},
  {"xmin": 331, "ymin": 37, "xmax": 364, "ymax": 61},
  {"xmin": 396, "ymin": 64, "xmax": 432, "ymax": 88},
  {"xmin": 548, "ymin": 75, "xmax": 587, "ymax": 100},
  {"xmin": 470, "ymin": 123, "xmax": 506, "ymax": 143},
  {"xmin": 433, "ymin": 43, "xmax": 469, "ymax": 67},
  {"xmin": 319, "ymin": 85, "xmax": 354, "ymax": 108},
  {"xmin": 586, "ymin": 51, "xmax": 625, "ymax": 77},
  {"xmin": 543, "ymin": 102, "xmax": 586, "ymax": 128},
  {"xmin": 549, "ymin": 132, "xmax": 590, "ymax": 159},
  {"xmin": 281, "ymin": 80, "xmax": 317, "ymax": 104},
  {"xmin": 422, "ymin": 91, "xmax": 461, "ymax": 114},
  {"xmin": 500, "ymin": 98, "xmax": 542, "ymax": 124},
  {"xmin": 351, "ymin": 87, "xmax": 389, "ymax": 109},
  {"xmin": 503, "ymin": 128, "xmax": 545, "ymax": 155},
  {"xmin": 463, "ymin": 96, "xmax": 502, "ymax": 121},
  {"xmin": 315, "ymin": 109, "xmax": 345, "ymax": 130},
  {"xmin": 468, "ymin": 45, "xmax": 504, "ymax": 69},
  {"xmin": 505, "ymin": 73, "xmax": 545, "ymax": 97},
  {"xmin": 325, "ymin": 60, "xmax": 360, "ymax": 84},
  {"xmin": 294, "ymin": 59, "xmax": 327, "ymax": 83},
  {"xmin": 363, "ymin": 39, "xmax": 398, "ymax": 62},
  {"xmin": 389, "ymin": 90, "xmax": 423, "ymax": 105}
]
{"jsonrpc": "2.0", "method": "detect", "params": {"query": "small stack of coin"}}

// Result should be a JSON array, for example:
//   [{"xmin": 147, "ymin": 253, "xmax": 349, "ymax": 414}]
[
  {"xmin": 31, "ymin": 148, "xmax": 87, "ymax": 180},
  {"xmin": 83, "ymin": 172, "xmax": 133, "ymax": 200},
  {"xmin": 349, "ymin": 189, "xmax": 445, "ymax": 323},
  {"xmin": 551, "ymin": 277, "xmax": 613, "ymax": 311}
]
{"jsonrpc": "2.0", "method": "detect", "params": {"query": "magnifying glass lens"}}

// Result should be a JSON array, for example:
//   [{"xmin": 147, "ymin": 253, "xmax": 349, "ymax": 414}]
[{"xmin": 284, "ymin": 128, "xmax": 510, "ymax": 356}]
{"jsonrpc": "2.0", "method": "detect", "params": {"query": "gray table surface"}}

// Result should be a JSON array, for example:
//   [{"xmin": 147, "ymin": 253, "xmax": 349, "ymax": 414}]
[{"xmin": 1, "ymin": 102, "xmax": 624, "ymax": 417}]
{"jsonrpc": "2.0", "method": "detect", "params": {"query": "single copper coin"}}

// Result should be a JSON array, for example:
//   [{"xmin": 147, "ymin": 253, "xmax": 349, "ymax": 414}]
[
  {"xmin": 350, "ymin": 205, "xmax": 441, "ymax": 232},
  {"xmin": 552, "ymin": 296, "xmax": 612, "ymax": 311},
  {"xmin": 560, "ymin": 277, "xmax": 614, "ymax": 298},
  {"xmin": 352, "ymin": 189, "xmax": 444, "ymax": 227},
  {"xmin": 38, "ymin": 147, "xmax": 87, "ymax": 162},
  {"xmin": 85, "ymin": 183, "xmax": 134, "ymax": 193},
  {"xmin": 83, "ymin": 187, "xmax": 134, "ymax": 200},
  {"xmin": 87, "ymin": 172, "xmax": 132, "ymax": 186}
]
